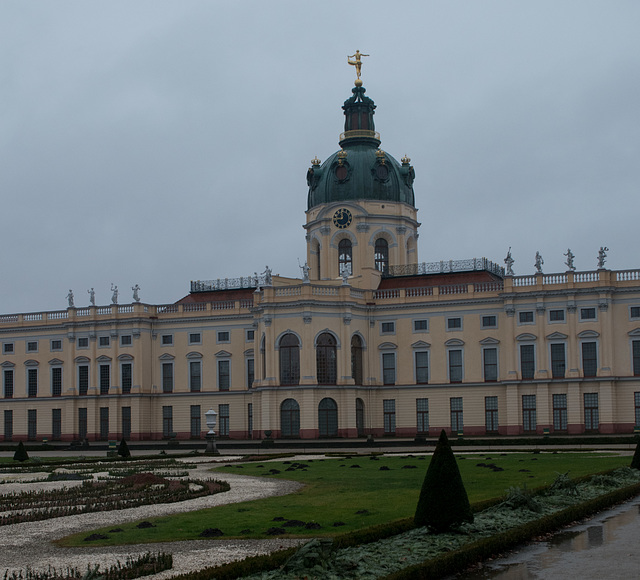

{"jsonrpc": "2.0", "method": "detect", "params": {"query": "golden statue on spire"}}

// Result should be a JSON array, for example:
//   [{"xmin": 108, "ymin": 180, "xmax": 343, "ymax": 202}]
[{"xmin": 347, "ymin": 50, "xmax": 369, "ymax": 86}]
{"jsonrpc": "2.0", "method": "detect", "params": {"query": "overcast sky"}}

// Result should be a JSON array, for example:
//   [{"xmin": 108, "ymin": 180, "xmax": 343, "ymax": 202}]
[{"xmin": 1, "ymin": 1, "xmax": 639, "ymax": 314}]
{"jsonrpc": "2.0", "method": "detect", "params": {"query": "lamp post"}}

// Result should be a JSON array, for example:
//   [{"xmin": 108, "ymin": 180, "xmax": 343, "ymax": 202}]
[{"xmin": 204, "ymin": 408, "xmax": 219, "ymax": 455}]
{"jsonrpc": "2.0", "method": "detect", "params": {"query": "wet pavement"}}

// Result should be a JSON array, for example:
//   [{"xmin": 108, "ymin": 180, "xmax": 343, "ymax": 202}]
[{"xmin": 459, "ymin": 496, "xmax": 640, "ymax": 579}]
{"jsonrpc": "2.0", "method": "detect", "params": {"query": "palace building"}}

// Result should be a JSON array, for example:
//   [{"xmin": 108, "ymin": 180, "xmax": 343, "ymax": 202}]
[{"xmin": 2, "ymin": 74, "xmax": 640, "ymax": 443}]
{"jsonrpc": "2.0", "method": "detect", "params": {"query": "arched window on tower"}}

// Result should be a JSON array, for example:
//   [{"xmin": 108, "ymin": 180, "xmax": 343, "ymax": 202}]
[
  {"xmin": 279, "ymin": 334, "xmax": 300, "ymax": 386},
  {"xmin": 316, "ymin": 332, "xmax": 337, "ymax": 385},
  {"xmin": 312, "ymin": 239, "xmax": 321, "ymax": 280},
  {"xmin": 338, "ymin": 239, "xmax": 352, "ymax": 276},
  {"xmin": 375, "ymin": 238, "xmax": 389, "ymax": 274},
  {"xmin": 351, "ymin": 335, "xmax": 363, "ymax": 385}
]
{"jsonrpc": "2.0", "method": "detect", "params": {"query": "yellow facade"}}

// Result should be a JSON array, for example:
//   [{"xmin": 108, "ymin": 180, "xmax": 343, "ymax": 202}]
[{"xmin": 2, "ymin": 79, "xmax": 640, "ymax": 442}]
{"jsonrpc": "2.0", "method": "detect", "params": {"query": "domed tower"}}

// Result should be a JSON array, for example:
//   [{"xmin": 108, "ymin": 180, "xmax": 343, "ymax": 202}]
[{"xmin": 304, "ymin": 72, "xmax": 420, "ymax": 285}]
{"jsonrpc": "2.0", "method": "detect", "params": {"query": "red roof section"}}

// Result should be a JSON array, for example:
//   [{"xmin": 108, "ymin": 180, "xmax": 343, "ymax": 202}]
[
  {"xmin": 176, "ymin": 288, "xmax": 256, "ymax": 304},
  {"xmin": 378, "ymin": 270, "xmax": 502, "ymax": 289}
]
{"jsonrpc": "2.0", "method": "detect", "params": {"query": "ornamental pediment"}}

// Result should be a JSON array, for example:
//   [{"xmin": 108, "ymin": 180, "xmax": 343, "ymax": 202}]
[
  {"xmin": 516, "ymin": 333, "xmax": 537, "ymax": 341},
  {"xmin": 577, "ymin": 330, "xmax": 600, "ymax": 338},
  {"xmin": 74, "ymin": 356, "xmax": 90, "ymax": 364},
  {"xmin": 1, "ymin": 361, "xmax": 15, "ymax": 368},
  {"xmin": 244, "ymin": 349, "xmax": 254, "ymax": 357},
  {"xmin": 215, "ymin": 350, "xmax": 232, "ymax": 358},
  {"xmin": 24, "ymin": 359, "xmax": 39, "ymax": 367},
  {"xmin": 628, "ymin": 328, "xmax": 640, "ymax": 336},
  {"xmin": 479, "ymin": 337, "xmax": 500, "ymax": 345},
  {"xmin": 186, "ymin": 351, "xmax": 203, "ymax": 359},
  {"xmin": 48, "ymin": 358, "xmax": 64, "ymax": 366},
  {"xmin": 159, "ymin": 353, "xmax": 175, "ymax": 361},
  {"xmin": 118, "ymin": 354, "xmax": 134, "ymax": 361},
  {"xmin": 378, "ymin": 342, "xmax": 397, "ymax": 351},
  {"xmin": 444, "ymin": 338, "xmax": 465, "ymax": 347},
  {"xmin": 411, "ymin": 340, "xmax": 431, "ymax": 349},
  {"xmin": 546, "ymin": 332, "xmax": 568, "ymax": 340},
  {"xmin": 96, "ymin": 355, "xmax": 112, "ymax": 362}
]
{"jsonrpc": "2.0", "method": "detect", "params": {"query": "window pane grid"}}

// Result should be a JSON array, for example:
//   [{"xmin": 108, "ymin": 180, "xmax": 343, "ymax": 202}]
[
  {"xmin": 551, "ymin": 344, "xmax": 566, "ymax": 378},
  {"xmin": 553, "ymin": 394, "xmax": 568, "ymax": 431},
  {"xmin": 584, "ymin": 393, "xmax": 599, "ymax": 431},
  {"xmin": 522, "ymin": 395, "xmax": 536, "ymax": 432},
  {"xmin": 485, "ymin": 396, "xmax": 498, "ymax": 433},
  {"xmin": 520, "ymin": 345, "xmax": 535, "ymax": 379},
  {"xmin": 416, "ymin": 398, "xmax": 429, "ymax": 434}
]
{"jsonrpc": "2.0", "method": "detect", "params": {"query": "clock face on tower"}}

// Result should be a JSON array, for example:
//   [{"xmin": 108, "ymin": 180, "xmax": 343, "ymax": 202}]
[{"xmin": 333, "ymin": 208, "xmax": 353, "ymax": 229}]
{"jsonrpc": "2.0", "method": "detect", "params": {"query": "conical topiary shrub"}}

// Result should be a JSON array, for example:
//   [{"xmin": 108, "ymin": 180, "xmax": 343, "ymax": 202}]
[
  {"xmin": 118, "ymin": 439, "xmax": 131, "ymax": 458},
  {"xmin": 631, "ymin": 438, "xmax": 640, "ymax": 470},
  {"xmin": 414, "ymin": 429, "xmax": 473, "ymax": 532},
  {"xmin": 13, "ymin": 441, "xmax": 29, "ymax": 462}
]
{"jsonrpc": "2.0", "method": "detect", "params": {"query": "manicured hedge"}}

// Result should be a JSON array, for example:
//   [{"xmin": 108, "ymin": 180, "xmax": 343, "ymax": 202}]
[{"xmin": 381, "ymin": 481, "xmax": 640, "ymax": 580}]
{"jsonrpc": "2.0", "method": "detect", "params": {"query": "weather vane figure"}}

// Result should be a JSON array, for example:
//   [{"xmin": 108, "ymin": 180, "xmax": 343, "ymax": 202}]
[{"xmin": 347, "ymin": 50, "xmax": 369, "ymax": 84}]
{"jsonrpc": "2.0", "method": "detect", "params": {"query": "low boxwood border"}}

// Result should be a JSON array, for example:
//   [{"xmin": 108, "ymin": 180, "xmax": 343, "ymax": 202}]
[
  {"xmin": 382, "ymin": 481, "xmax": 640, "ymax": 580},
  {"xmin": 168, "ymin": 476, "xmax": 640, "ymax": 580}
]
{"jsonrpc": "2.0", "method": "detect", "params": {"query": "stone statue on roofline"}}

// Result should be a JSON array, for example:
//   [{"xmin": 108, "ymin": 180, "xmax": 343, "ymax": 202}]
[
  {"xmin": 66, "ymin": 289, "xmax": 74, "ymax": 308},
  {"xmin": 111, "ymin": 283, "xmax": 119, "ymax": 305},
  {"xmin": 88, "ymin": 288, "xmax": 95, "ymax": 306},
  {"xmin": 504, "ymin": 247, "xmax": 514, "ymax": 276},
  {"xmin": 564, "ymin": 248, "xmax": 576, "ymax": 271},
  {"xmin": 597, "ymin": 246, "xmax": 609, "ymax": 269},
  {"xmin": 534, "ymin": 251, "xmax": 544, "ymax": 274}
]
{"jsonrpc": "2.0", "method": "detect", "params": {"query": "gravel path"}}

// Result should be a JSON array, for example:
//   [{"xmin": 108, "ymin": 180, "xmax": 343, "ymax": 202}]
[{"xmin": 0, "ymin": 459, "xmax": 306, "ymax": 577}]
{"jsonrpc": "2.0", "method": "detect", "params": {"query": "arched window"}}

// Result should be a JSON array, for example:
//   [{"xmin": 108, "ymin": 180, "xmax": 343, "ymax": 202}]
[
  {"xmin": 375, "ymin": 238, "xmax": 389, "ymax": 274},
  {"xmin": 279, "ymin": 333, "xmax": 300, "ymax": 386},
  {"xmin": 351, "ymin": 335, "xmax": 363, "ymax": 385},
  {"xmin": 318, "ymin": 397, "xmax": 338, "ymax": 437},
  {"xmin": 260, "ymin": 335, "xmax": 266, "ymax": 382},
  {"xmin": 338, "ymin": 239, "xmax": 352, "ymax": 276},
  {"xmin": 356, "ymin": 397, "xmax": 365, "ymax": 437},
  {"xmin": 316, "ymin": 333, "xmax": 337, "ymax": 385},
  {"xmin": 280, "ymin": 398, "xmax": 300, "ymax": 437}
]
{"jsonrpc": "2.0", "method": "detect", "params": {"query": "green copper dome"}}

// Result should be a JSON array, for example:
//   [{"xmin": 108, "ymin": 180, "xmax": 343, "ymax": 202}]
[{"xmin": 307, "ymin": 85, "xmax": 416, "ymax": 210}]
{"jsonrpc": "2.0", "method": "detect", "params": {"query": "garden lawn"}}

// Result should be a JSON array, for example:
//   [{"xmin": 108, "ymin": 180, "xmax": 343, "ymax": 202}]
[{"xmin": 58, "ymin": 452, "xmax": 628, "ymax": 546}]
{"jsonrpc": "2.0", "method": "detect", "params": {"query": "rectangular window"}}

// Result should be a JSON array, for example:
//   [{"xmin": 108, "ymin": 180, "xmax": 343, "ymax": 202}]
[
  {"xmin": 383, "ymin": 399, "xmax": 396, "ymax": 435},
  {"xmin": 99, "ymin": 365, "xmax": 110, "ymax": 395},
  {"xmin": 522, "ymin": 395, "xmax": 537, "ymax": 432},
  {"xmin": 3, "ymin": 369, "xmax": 14, "ymax": 399},
  {"xmin": 635, "ymin": 392, "xmax": 640, "ymax": 427},
  {"xmin": 161, "ymin": 334, "xmax": 173, "ymax": 346},
  {"xmin": 381, "ymin": 322, "xmax": 395, "ymax": 334},
  {"xmin": 52, "ymin": 409, "xmax": 61, "ymax": 440},
  {"xmin": 382, "ymin": 353, "xmax": 396, "ymax": 385},
  {"xmin": 162, "ymin": 363, "xmax": 173, "ymax": 393},
  {"xmin": 584, "ymin": 393, "xmax": 599, "ymax": 431},
  {"xmin": 77, "ymin": 337, "xmax": 89, "ymax": 348},
  {"xmin": 27, "ymin": 409, "xmax": 37, "ymax": 440},
  {"xmin": 78, "ymin": 365, "xmax": 89, "ymax": 396},
  {"xmin": 219, "ymin": 404, "xmax": 230, "ymax": 437},
  {"xmin": 27, "ymin": 341, "xmax": 38, "ymax": 353},
  {"xmin": 248, "ymin": 403, "xmax": 253, "ymax": 438},
  {"xmin": 78, "ymin": 407, "xmax": 87, "ymax": 440},
  {"xmin": 121, "ymin": 363, "xmax": 132, "ymax": 394},
  {"xmin": 50, "ymin": 339, "xmax": 62, "ymax": 351},
  {"xmin": 162, "ymin": 406, "xmax": 173, "ymax": 438},
  {"xmin": 190, "ymin": 405, "xmax": 201, "ymax": 438},
  {"xmin": 98, "ymin": 336, "xmax": 110, "ymax": 347},
  {"xmin": 4, "ymin": 409, "xmax": 13, "ymax": 441},
  {"xmin": 553, "ymin": 394, "xmax": 568, "ymax": 431},
  {"xmin": 189, "ymin": 333, "xmax": 202, "ymax": 344},
  {"xmin": 447, "ymin": 317, "xmax": 462, "ymax": 330},
  {"xmin": 217, "ymin": 331, "xmax": 230, "ymax": 342},
  {"xmin": 413, "ymin": 319, "xmax": 428, "ymax": 332},
  {"xmin": 416, "ymin": 398, "xmax": 429, "ymax": 435},
  {"xmin": 519, "ymin": 311, "xmax": 534, "ymax": 324},
  {"xmin": 551, "ymin": 343, "xmax": 566, "ymax": 378},
  {"xmin": 485, "ymin": 396, "xmax": 498, "ymax": 433},
  {"xmin": 633, "ymin": 341, "xmax": 640, "ymax": 376},
  {"xmin": 631, "ymin": 306, "xmax": 640, "ymax": 319},
  {"xmin": 120, "ymin": 335, "xmax": 132, "ymax": 346},
  {"xmin": 415, "ymin": 351, "xmax": 429, "ymax": 384},
  {"xmin": 450, "ymin": 397, "xmax": 463, "ymax": 433},
  {"xmin": 218, "ymin": 360, "xmax": 230, "ymax": 391},
  {"xmin": 582, "ymin": 342, "xmax": 598, "ymax": 377},
  {"xmin": 3, "ymin": 343, "xmax": 14, "ymax": 354},
  {"xmin": 122, "ymin": 406, "xmax": 131, "ymax": 440},
  {"xmin": 189, "ymin": 361, "xmax": 202, "ymax": 392},
  {"xmin": 549, "ymin": 309, "xmax": 565, "ymax": 322},
  {"xmin": 580, "ymin": 307, "xmax": 597, "ymax": 320},
  {"xmin": 99, "ymin": 407, "xmax": 109, "ymax": 440},
  {"xmin": 520, "ymin": 344, "xmax": 535, "ymax": 379},
  {"xmin": 483, "ymin": 348, "xmax": 498, "ymax": 382},
  {"xmin": 246, "ymin": 329, "xmax": 255, "ymax": 341},
  {"xmin": 27, "ymin": 368, "xmax": 38, "ymax": 398},
  {"xmin": 481, "ymin": 315, "xmax": 497, "ymax": 329},
  {"xmin": 51, "ymin": 367, "xmax": 62, "ymax": 397},
  {"xmin": 247, "ymin": 358, "xmax": 255, "ymax": 389},
  {"xmin": 448, "ymin": 349, "xmax": 463, "ymax": 383}
]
